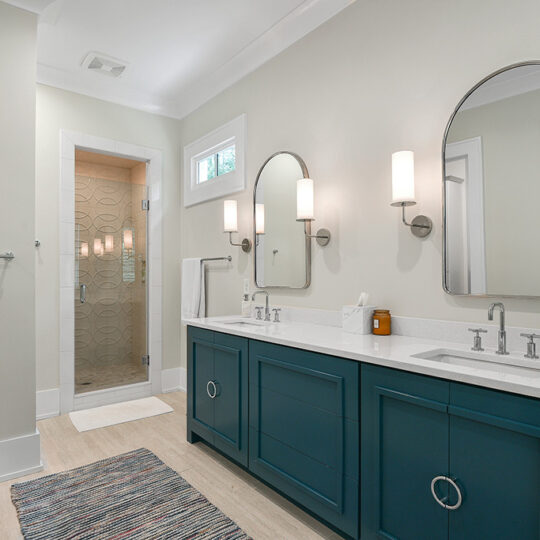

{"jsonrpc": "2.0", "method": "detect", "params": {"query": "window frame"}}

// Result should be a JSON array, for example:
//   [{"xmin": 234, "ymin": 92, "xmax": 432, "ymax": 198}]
[
  {"xmin": 183, "ymin": 114, "xmax": 246, "ymax": 207},
  {"xmin": 196, "ymin": 140, "xmax": 236, "ymax": 184}
]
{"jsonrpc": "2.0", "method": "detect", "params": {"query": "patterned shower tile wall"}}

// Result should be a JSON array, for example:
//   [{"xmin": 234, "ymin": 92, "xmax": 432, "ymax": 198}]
[{"xmin": 74, "ymin": 166, "xmax": 147, "ymax": 393}]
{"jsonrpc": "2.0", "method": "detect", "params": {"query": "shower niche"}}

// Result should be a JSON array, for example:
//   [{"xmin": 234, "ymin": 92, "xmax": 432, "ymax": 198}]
[{"xmin": 74, "ymin": 150, "xmax": 148, "ymax": 394}]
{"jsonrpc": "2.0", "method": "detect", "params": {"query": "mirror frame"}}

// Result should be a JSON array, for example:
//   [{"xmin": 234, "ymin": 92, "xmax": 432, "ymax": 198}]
[
  {"xmin": 441, "ymin": 60, "xmax": 540, "ymax": 298},
  {"xmin": 253, "ymin": 151, "xmax": 312, "ymax": 289}
]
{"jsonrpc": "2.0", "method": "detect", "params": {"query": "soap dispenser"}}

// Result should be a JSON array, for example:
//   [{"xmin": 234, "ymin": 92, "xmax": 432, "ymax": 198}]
[
  {"xmin": 241, "ymin": 294, "xmax": 251, "ymax": 317},
  {"xmin": 241, "ymin": 279, "xmax": 251, "ymax": 317}
]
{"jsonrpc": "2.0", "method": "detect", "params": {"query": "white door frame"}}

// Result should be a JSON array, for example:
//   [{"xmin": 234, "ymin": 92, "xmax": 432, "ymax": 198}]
[
  {"xmin": 445, "ymin": 136, "xmax": 487, "ymax": 294},
  {"xmin": 59, "ymin": 130, "xmax": 162, "ymax": 413}
]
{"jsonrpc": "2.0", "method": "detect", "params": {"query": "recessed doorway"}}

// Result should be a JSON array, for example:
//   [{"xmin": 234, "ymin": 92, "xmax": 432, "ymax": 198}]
[{"xmin": 59, "ymin": 131, "xmax": 163, "ymax": 413}]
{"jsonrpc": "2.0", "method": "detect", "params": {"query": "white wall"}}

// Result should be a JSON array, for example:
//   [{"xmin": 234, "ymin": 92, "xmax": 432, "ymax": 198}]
[
  {"xmin": 179, "ymin": 0, "xmax": 540, "ymax": 368},
  {"xmin": 35, "ymin": 85, "xmax": 183, "ymax": 391},
  {"xmin": 0, "ymin": 1, "xmax": 41, "ymax": 477}
]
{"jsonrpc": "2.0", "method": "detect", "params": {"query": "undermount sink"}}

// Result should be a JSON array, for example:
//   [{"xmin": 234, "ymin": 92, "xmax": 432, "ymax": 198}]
[
  {"xmin": 413, "ymin": 348, "xmax": 540, "ymax": 378},
  {"xmin": 218, "ymin": 317, "xmax": 271, "ymax": 328}
]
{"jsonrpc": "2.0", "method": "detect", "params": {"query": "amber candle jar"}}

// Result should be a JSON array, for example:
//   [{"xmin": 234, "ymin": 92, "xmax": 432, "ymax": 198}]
[{"xmin": 373, "ymin": 309, "xmax": 391, "ymax": 335}]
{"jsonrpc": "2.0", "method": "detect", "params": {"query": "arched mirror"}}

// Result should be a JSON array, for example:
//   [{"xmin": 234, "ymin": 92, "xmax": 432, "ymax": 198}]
[
  {"xmin": 253, "ymin": 151, "xmax": 311, "ymax": 288},
  {"xmin": 443, "ymin": 61, "xmax": 540, "ymax": 297}
]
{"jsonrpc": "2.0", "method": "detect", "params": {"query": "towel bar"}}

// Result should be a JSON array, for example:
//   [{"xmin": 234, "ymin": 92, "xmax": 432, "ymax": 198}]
[{"xmin": 201, "ymin": 256, "xmax": 232, "ymax": 264}]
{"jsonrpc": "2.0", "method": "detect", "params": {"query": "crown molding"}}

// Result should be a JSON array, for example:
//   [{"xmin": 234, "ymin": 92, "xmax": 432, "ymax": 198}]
[
  {"xmin": 36, "ymin": 0, "xmax": 355, "ymax": 120},
  {"xmin": 2, "ymin": 0, "xmax": 55, "ymax": 15}
]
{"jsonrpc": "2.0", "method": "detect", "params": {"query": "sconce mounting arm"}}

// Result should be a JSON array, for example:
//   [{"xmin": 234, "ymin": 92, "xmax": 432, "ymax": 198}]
[
  {"xmin": 228, "ymin": 231, "xmax": 252, "ymax": 253},
  {"xmin": 398, "ymin": 202, "xmax": 433, "ymax": 238}
]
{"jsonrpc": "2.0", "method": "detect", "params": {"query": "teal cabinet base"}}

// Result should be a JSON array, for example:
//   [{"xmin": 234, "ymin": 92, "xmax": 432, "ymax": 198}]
[
  {"xmin": 187, "ymin": 326, "xmax": 249, "ymax": 467},
  {"xmin": 187, "ymin": 327, "xmax": 360, "ymax": 539},
  {"xmin": 189, "ymin": 327, "xmax": 540, "ymax": 539},
  {"xmin": 361, "ymin": 364, "xmax": 450, "ymax": 540},
  {"xmin": 361, "ymin": 363, "xmax": 540, "ymax": 540},
  {"xmin": 186, "ymin": 428, "xmax": 201, "ymax": 444},
  {"xmin": 448, "ymin": 382, "xmax": 540, "ymax": 540},
  {"xmin": 249, "ymin": 340, "xmax": 359, "ymax": 539}
]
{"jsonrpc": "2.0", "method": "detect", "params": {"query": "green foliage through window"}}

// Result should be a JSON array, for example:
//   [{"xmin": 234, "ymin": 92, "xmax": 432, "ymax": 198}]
[{"xmin": 197, "ymin": 145, "xmax": 235, "ymax": 184}]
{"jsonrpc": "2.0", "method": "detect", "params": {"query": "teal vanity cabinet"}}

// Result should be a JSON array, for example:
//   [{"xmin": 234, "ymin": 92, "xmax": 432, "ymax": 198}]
[
  {"xmin": 187, "ymin": 326, "xmax": 249, "ymax": 467},
  {"xmin": 448, "ymin": 382, "xmax": 540, "ymax": 539},
  {"xmin": 361, "ymin": 364, "xmax": 450, "ymax": 540},
  {"xmin": 248, "ymin": 340, "xmax": 360, "ymax": 538},
  {"xmin": 361, "ymin": 363, "xmax": 540, "ymax": 540}
]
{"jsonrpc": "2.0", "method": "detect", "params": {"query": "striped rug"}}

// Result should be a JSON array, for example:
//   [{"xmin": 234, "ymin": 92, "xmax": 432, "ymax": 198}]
[{"xmin": 11, "ymin": 448, "xmax": 251, "ymax": 539}]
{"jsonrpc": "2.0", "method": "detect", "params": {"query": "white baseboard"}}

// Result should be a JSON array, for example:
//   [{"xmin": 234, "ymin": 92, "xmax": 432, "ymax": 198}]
[
  {"xmin": 0, "ymin": 429, "xmax": 43, "ymax": 483},
  {"xmin": 161, "ymin": 367, "xmax": 186, "ymax": 393},
  {"xmin": 36, "ymin": 388, "xmax": 60, "ymax": 420}
]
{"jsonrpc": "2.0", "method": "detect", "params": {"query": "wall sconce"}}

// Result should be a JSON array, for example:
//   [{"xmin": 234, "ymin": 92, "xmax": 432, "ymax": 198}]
[
  {"xmin": 224, "ymin": 200, "xmax": 252, "ymax": 253},
  {"xmin": 93, "ymin": 238, "xmax": 104, "ymax": 257},
  {"xmin": 390, "ymin": 151, "xmax": 432, "ymax": 238},
  {"xmin": 255, "ymin": 203, "xmax": 265, "ymax": 245},
  {"xmin": 105, "ymin": 234, "xmax": 114, "ymax": 253},
  {"xmin": 80, "ymin": 242, "xmax": 88, "ymax": 258},
  {"xmin": 296, "ymin": 178, "xmax": 331, "ymax": 246}
]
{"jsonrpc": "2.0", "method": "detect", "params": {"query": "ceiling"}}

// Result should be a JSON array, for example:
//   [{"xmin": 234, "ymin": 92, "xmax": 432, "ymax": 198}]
[{"xmin": 6, "ymin": 0, "xmax": 354, "ymax": 119}]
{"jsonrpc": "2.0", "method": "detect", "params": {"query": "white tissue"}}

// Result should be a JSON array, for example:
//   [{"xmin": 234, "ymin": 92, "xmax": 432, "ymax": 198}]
[{"xmin": 357, "ymin": 292, "xmax": 369, "ymax": 307}]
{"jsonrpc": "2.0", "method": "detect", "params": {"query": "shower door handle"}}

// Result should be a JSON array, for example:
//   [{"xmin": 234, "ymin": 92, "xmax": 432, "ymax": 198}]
[{"xmin": 80, "ymin": 284, "xmax": 86, "ymax": 304}]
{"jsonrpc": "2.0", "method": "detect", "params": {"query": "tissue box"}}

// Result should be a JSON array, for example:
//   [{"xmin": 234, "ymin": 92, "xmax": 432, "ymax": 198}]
[{"xmin": 342, "ymin": 305, "xmax": 375, "ymax": 334}]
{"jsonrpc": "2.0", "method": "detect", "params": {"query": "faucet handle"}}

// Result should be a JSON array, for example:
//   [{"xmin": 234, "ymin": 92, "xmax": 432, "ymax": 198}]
[
  {"xmin": 272, "ymin": 308, "xmax": 281, "ymax": 323},
  {"xmin": 520, "ymin": 333, "xmax": 540, "ymax": 359},
  {"xmin": 468, "ymin": 328, "xmax": 487, "ymax": 352},
  {"xmin": 254, "ymin": 306, "xmax": 263, "ymax": 320}
]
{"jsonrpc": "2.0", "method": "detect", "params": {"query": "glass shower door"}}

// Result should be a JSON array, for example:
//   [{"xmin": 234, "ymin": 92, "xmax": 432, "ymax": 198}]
[{"xmin": 74, "ymin": 170, "xmax": 148, "ymax": 394}]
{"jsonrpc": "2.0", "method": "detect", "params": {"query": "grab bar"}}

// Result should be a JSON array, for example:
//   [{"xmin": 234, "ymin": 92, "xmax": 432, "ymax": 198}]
[{"xmin": 0, "ymin": 251, "xmax": 14, "ymax": 260}]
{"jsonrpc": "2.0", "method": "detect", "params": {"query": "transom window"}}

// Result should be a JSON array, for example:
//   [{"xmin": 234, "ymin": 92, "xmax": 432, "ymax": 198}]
[
  {"xmin": 197, "ymin": 144, "xmax": 236, "ymax": 184},
  {"xmin": 183, "ymin": 114, "xmax": 246, "ymax": 207}
]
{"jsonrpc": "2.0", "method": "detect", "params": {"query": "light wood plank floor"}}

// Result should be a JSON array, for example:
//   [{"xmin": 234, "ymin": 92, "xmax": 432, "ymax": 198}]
[{"xmin": 0, "ymin": 392, "xmax": 341, "ymax": 539}]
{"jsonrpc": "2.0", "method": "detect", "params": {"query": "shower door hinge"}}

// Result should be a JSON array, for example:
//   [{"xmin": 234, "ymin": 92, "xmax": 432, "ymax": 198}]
[
  {"xmin": 142, "ymin": 199, "xmax": 150, "ymax": 211},
  {"xmin": 142, "ymin": 354, "xmax": 150, "ymax": 366}
]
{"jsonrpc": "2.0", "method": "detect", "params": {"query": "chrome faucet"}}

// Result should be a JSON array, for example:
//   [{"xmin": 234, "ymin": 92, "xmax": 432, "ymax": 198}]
[
  {"xmin": 252, "ymin": 290, "xmax": 270, "ymax": 321},
  {"xmin": 488, "ymin": 302, "xmax": 509, "ymax": 355}
]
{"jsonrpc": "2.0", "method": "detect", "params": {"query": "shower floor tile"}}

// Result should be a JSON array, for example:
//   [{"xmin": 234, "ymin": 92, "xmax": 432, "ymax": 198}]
[{"xmin": 75, "ymin": 359, "xmax": 147, "ymax": 394}]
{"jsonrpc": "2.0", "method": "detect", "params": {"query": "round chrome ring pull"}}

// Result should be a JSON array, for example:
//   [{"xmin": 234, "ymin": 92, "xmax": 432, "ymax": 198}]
[
  {"xmin": 431, "ymin": 475, "xmax": 463, "ymax": 510},
  {"xmin": 206, "ymin": 380, "xmax": 217, "ymax": 399}
]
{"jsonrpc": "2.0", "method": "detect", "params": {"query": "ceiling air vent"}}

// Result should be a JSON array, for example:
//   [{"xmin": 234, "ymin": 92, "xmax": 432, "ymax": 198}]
[{"xmin": 81, "ymin": 52, "xmax": 127, "ymax": 78}]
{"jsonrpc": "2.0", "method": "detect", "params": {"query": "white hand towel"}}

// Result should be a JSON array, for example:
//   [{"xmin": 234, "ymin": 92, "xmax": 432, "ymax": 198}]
[{"xmin": 182, "ymin": 258, "xmax": 205, "ymax": 319}]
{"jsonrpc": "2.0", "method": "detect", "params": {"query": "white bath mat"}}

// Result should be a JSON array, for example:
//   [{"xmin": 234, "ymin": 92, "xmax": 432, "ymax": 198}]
[{"xmin": 69, "ymin": 396, "xmax": 173, "ymax": 432}]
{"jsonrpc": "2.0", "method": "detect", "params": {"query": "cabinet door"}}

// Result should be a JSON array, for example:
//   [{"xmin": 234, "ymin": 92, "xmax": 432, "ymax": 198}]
[
  {"xmin": 449, "ymin": 383, "xmax": 540, "ymax": 540},
  {"xmin": 187, "ymin": 327, "xmax": 215, "ymax": 444},
  {"xmin": 212, "ymin": 332, "xmax": 248, "ymax": 467},
  {"xmin": 361, "ymin": 364, "xmax": 450, "ymax": 540},
  {"xmin": 249, "ymin": 340, "xmax": 359, "ymax": 539}
]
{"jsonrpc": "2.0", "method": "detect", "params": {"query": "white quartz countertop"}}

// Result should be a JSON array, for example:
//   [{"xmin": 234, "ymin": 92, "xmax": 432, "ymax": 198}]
[{"xmin": 184, "ymin": 316, "xmax": 540, "ymax": 400}]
